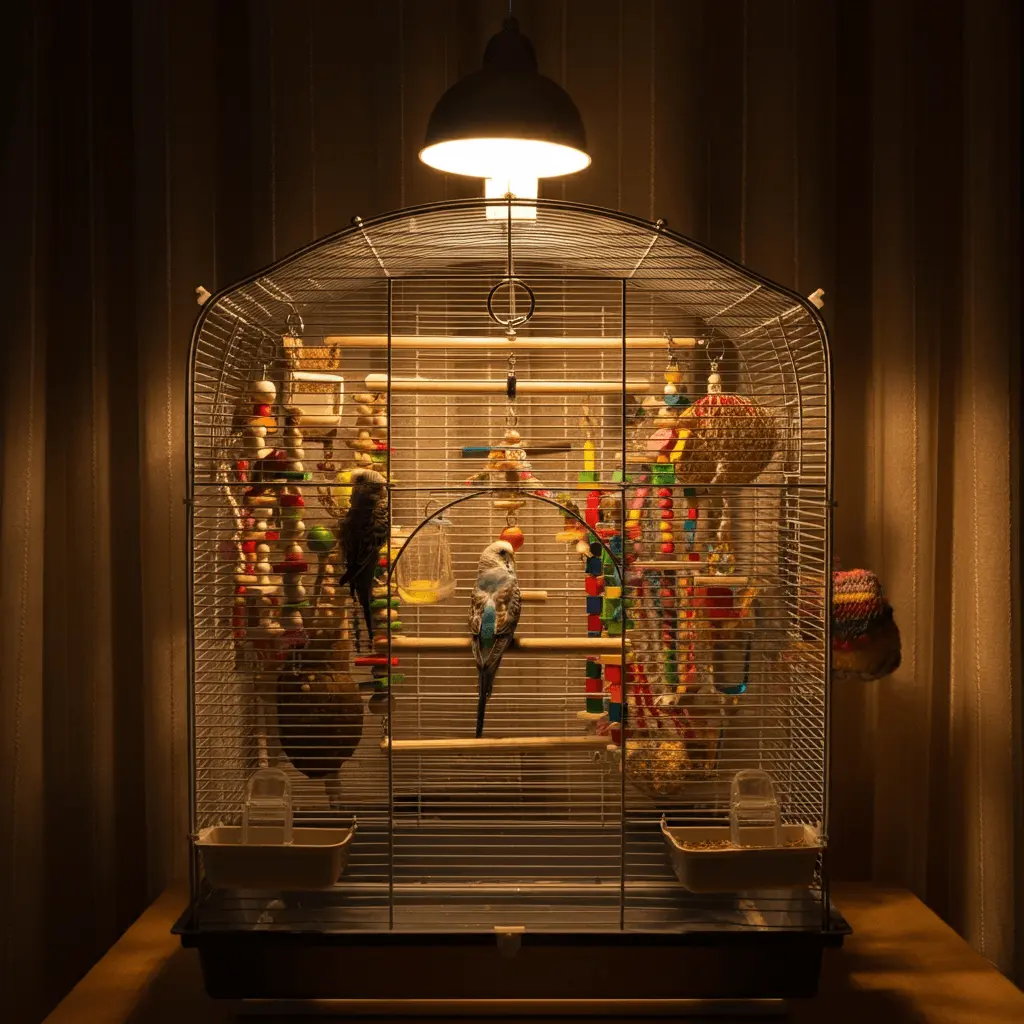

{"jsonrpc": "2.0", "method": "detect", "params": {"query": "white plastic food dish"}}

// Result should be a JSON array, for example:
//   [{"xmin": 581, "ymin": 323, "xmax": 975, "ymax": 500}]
[
  {"xmin": 661, "ymin": 818, "xmax": 822, "ymax": 893},
  {"xmin": 196, "ymin": 822, "xmax": 356, "ymax": 891}
]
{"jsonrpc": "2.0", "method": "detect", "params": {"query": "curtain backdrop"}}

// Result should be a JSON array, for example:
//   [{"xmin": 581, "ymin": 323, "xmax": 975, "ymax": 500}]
[{"xmin": 1, "ymin": 1, "xmax": 1019, "ymax": 1020}]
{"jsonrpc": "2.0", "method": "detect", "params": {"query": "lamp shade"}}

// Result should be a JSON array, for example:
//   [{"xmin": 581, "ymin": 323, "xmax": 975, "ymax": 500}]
[{"xmin": 420, "ymin": 17, "xmax": 589, "ymax": 180}]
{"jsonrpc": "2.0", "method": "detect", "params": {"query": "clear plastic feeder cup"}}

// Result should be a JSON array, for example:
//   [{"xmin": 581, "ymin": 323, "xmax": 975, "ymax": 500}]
[
  {"xmin": 396, "ymin": 504, "xmax": 456, "ymax": 605},
  {"xmin": 241, "ymin": 768, "xmax": 293, "ymax": 845},
  {"xmin": 729, "ymin": 769, "xmax": 782, "ymax": 849}
]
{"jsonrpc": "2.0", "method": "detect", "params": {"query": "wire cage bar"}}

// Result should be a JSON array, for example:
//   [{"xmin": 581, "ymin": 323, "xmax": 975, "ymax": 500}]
[{"xmin": 179, "ymin": 198, "xmax": 839, "ymax": 999}]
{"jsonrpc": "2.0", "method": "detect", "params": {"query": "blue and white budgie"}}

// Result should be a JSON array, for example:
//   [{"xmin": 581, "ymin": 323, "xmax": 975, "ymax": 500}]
[{"xmin": 469, "ymin": 540, "xmax": 521, "ymax": 738}]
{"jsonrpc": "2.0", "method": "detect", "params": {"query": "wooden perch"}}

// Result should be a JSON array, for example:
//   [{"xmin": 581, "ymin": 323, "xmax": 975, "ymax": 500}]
[
  {"xmin": 364, "ymin": 374, "xmax": 653, "ymax": 395},
  {"xmin": 520, "ymin": 590, "xmax": 548, "ymax": 602},
  {"xmin": 461, "ymin": 443, "xmax": 572, "ymax": 458},
  {"xmin": 325, "ymin": 335, "xmax": 698, "ymax": 352},
  {"xmin": 374, "ymin": 636, "xmax": 628, "ymax": 655},
  {"xmin": 381, "ymin": 735, "xmax": 611, "ymax": 753}
]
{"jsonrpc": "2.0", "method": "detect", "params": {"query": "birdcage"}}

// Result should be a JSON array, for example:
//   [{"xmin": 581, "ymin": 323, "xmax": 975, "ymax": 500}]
[{"xmin": 175, "ymin": 198, "xmax": 844, "ymax": 1004}]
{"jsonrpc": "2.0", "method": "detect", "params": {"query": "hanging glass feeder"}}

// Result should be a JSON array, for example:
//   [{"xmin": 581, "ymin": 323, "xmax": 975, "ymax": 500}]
[{"xmin": 396, "ymin": 502, "xmax": 456, "ymax": 605}]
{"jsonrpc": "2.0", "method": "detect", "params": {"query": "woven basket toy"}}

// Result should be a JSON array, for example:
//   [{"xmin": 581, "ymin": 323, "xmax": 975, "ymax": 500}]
[
  {"xmin": 831, "ymin": 568, "xmax": 902, "ymax": 681},
  {"xmin": 796, "ymin": 568, "xmax": 902, "ymax": 681},
  {"xmin": 675, "ymin": 365, "xmax": 779, "ymax": 485}
]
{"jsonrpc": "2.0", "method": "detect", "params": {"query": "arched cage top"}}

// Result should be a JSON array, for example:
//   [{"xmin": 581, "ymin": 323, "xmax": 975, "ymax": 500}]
[{"xmin": 194, "ymin": 198, "xmax": 829, "ymax": 354}]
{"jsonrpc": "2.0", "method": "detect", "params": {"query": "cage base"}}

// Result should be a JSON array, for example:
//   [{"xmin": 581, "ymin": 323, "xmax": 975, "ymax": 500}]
[{"xmin": 176, "ymin": 903, "xmax": 848, "ymax": 1002}]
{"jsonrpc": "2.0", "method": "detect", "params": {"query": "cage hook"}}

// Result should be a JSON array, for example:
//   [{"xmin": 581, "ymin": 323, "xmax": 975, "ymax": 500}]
[
  {"xmin": 285, "ymin": 307, "xmax": 304, "ymax": 339},
  {"xmin": 705, "ymin": 332, "xmax": 725, "ymax": 368}
]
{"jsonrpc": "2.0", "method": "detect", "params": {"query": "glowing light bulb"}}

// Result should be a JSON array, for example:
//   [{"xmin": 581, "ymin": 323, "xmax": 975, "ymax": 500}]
[{"xmin": 484, "ymin": 174, "xmax": 539, "ymax": 220}]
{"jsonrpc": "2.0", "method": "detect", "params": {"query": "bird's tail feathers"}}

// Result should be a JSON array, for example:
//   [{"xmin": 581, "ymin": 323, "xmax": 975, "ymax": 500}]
[
  {"xmin": 475, "ymin": 665, "xmax": 494, "ymax": 738},
  {"xmin": 358, "ymin": 587, "xmax": 374, "ymax": 652}
]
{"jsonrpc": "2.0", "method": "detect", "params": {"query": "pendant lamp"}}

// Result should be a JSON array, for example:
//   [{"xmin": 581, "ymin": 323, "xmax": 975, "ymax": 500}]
[{"xmin": 419, "ymin": 17, "xmax": 589, "ymax": 217}]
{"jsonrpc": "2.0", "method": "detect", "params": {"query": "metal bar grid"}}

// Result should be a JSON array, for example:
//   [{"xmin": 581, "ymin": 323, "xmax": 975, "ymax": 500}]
[{"xmin": 186, "ymin": 200, "xmax": 831, "ymax": 937}]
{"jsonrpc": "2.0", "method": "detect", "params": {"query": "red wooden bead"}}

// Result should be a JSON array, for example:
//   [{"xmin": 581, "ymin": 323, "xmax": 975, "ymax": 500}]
[
  {"xmin": 587, "ymin": 614, "xmax": 603, "ymax": 632},
  {"xmin": 604, "ymin": 664, "xmax": 622, "ymax": 683},
  {"xmin": 234, "ymin": 586, "xmax": 247, "ymax": 595},
  {"xmin": 657, "ymin": 488, "xmax": 672, "ymax": 498},
  {"xmin": 265, "ymin": 530, "xmax": 280, "ymax": 541},
  {"xmin": 242, "ymin": 541, "xmax": 257, "ymax": 553},
  {"xmin": 585, "ymin": 576, "xmax": 604, "ymax": 596},
  {"xmin": 659, "ymin": 588, "xmax": 674, "ymax": 599},
  {"xmin": 658, "ymin": 498, "xmax": 673, "ymax": 509},
  {"xmin": 661, "ymin": 510, "xmax": 674, "ymax": 521},
  {"xmin": 285, "ymin": 550, "xmax": 304, "ymax": 561},
  {"xmin": 660, "ymin": 542, "xmax": 675, "ymax": 554},
  {"xmin": 256, "ymin": 404, "xmax": 272, "ymax": 417},
  {"xmin": 280, "ymin": 494, "xmax": 305, "ymax": 507},
  {"xmin": 499, "ymin": 526, "xmax": 525, "ymax": 551},
  {"xmin": 273, "ymin": 560, "xmax": 308, "ymax": 574}
]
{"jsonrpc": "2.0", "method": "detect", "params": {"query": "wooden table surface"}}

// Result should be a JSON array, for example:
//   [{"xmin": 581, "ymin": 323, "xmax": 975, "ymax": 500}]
[{"xmin": 44, "ymin": 884, "xmax": 1024, "ymax": 1023}]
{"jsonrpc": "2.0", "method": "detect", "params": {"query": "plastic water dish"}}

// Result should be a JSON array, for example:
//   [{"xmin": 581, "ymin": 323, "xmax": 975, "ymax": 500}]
[{"xmin": 195, "ymin": 768, "xmax": 356, "ymax": 890}]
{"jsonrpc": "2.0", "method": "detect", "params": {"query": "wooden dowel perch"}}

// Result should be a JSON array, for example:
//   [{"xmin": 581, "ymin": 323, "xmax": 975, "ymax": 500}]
[
  {"xmin": 375, "ymin": 636, "xmax": 628, "ymax": 654},
  {"xmin": 461, "ymin": 443, "xmax": 571, "ymax": 458},
  {"xmin": 364, "ymin": 374, "xmax": 653, "ymax": 395},
  {"xmin": 381, "ymin": 735, "xmax": 611, "ymax": 754},
  {"xmin": 326, "ymin": 335, "xmax": 698, "ymax": 352},
  {"xmin": 519, "ymin": 590, "xmax": 548, "ymax": 602}
]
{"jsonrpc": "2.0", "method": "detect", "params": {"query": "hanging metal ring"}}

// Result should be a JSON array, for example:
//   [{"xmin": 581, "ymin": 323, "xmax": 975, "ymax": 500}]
[
  {"xmin": 487, "ymin": 276, "xmax": 536, "ymax": 328},
  {"xmin": 505, "ymin": 509, "xmax": 518, "ymax": 528}
]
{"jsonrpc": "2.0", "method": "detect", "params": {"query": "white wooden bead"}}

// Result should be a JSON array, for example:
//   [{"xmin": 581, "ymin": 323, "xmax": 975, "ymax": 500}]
[{"xmin": 250, "ymin": 380, "xmax": 276, "ymax": 399}]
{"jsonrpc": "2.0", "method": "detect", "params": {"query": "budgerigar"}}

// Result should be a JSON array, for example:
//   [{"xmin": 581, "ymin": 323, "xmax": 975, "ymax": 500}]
[
  {"xmin": 338, "ymin": 468, "xmax": 389, "ymax": 651},
  {"xmin": 469, "ymin": 540, "xmax": 521, "ymax": 737}
]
